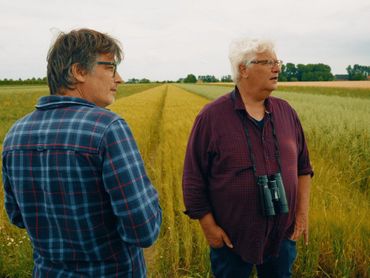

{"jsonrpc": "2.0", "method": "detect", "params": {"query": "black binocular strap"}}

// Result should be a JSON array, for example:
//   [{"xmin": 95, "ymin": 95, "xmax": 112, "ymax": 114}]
[{"xmin": 231, "ymin": 91, "xmax": 283, "ymax": 178}]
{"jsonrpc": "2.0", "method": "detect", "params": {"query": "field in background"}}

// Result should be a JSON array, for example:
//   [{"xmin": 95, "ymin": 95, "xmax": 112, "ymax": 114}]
[
  {"xmin": 278, "ymin": 81, "xmax": 370, "ymax": 88},
  {"xmin": 203, "ymin": 81, "xmax": 370, "ymax": 99},
  {"xmin": 0, "ymin": 83, "xmax": 369, "ymax": 277},
  {"xmin": 216, "ymin": 81, "xmax": 370, "ymax": 88},
  {"xmin": 109, "ymin": 86, "xmax": 212, "ymax": 277}
]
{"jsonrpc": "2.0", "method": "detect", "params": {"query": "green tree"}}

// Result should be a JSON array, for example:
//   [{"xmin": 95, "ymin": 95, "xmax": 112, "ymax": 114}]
[
  {"xmin": 278, "ymin": 65, "xmax": 287, "ymax": 81},
  {"xmin": 183, "ymin": 74, "xmax": 197, "ymax": 83},
  {"xmin": 126, "ymin": 78, "xmax": 140, "ymax": 84},
  {"xmin": 346, "ymin": 64, "xmax": 369, "ymax": 80},
  {"xmin": 285, "ymin": 63, "xmax": 298, "ymax": 81},
  {"xmin": 139, "ymin": 78, "xmax": 151, "ymax": 83},
  {"xmin": 198, "ymin": 75, "xmax": 219, "ymax": 83},
  {"xmin": 221, "ymin": 75, "xmax": 233, "ymax": 82},
  {"xmin": 296, "ymin": 63, "xmax": 333, "ymax": 81}
]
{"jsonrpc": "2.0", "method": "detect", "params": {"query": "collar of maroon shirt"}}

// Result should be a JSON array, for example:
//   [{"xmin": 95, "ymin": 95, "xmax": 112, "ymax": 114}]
[{"xmin": 232, "ymin": 86, "xmax": 273, "ymax": 115}]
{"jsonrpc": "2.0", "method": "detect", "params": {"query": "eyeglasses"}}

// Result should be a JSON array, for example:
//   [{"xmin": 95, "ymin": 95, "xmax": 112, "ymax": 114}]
[
  {"xmin": 246, "ymin": 59, "xmax": 283, "ymax": 68},
  {"xmin": 96, "ymin": 61, "xmax": 117, "ymax": 77}
]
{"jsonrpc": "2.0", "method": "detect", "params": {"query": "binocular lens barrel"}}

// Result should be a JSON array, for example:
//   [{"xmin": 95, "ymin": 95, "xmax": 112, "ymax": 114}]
[
  {"xmin": 268, "ymin": 180, "xmax": 279, "ymax": 202},
  {"xmin": 274, "ymin": 173, "xmax": 289, "ymax": 214},
  {"xmin": 257, "ymin": 176, "xmax": 275, "ymax": 216}
]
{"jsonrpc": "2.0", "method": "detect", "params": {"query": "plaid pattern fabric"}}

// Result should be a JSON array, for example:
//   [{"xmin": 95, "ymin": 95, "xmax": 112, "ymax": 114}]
[{"xmin": 2, "ymin": 96, "xmax": 162, "ymax": 277}]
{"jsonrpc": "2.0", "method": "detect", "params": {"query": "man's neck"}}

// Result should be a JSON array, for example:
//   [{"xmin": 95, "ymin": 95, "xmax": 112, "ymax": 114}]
[
  {"xmin": 237, "ymin": 86, "xmax": 267, "ymax": 121},
  {"xmin": 58, "ymin": 87, "xmax": 85, "ymax": 100}
]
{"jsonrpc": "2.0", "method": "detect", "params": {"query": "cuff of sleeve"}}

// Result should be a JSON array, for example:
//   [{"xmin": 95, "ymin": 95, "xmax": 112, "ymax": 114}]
[
  {"xmin": 183, "ymin": 208, "xmax": 212, "ymax": 220},
  {"xmin": 298, "ymin": 168, "xmax": 314, "ymax": 177}
]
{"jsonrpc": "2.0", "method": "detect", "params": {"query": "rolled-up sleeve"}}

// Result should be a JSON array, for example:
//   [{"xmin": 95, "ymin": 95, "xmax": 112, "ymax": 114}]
[
  {"xmin": 101, "ymin": 119, "xmax": 162, "ymax": 248},
  {"xmin": 182, "ymin": 112, "xmax": 214, "ymax": 219}
]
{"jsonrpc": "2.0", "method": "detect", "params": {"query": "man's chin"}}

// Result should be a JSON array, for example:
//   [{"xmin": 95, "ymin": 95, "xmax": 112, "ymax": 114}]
[
  {"xmin": 107, "ymin": 95, "xmax": 116, "ymax": 105},
  {"xmin": 270, "ymin": 84, "xmax": 278, "ymax": 92}
]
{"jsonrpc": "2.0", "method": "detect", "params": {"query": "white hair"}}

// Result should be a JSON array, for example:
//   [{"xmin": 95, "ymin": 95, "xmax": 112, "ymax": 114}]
[{"xmin": 228, "ymin": 38, "xmax": 275, "ymax": 83}]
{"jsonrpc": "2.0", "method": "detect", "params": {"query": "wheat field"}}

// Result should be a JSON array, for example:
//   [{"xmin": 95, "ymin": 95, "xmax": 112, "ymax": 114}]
[{"xmin": 0, "ymin": 83, "xmax": 369, "ymax": 277}]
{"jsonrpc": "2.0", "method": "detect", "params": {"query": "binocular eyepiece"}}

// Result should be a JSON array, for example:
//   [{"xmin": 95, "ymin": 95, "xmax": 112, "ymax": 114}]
[{"xmin": 257, "ymin": 173, "xmax": 289, "ymax": 217}]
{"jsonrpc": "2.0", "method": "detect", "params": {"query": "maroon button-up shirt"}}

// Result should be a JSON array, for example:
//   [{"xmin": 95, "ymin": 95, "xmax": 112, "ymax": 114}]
[{"xmin": 182, "ymin": 87, "xmax": 313, "ymax": 264}]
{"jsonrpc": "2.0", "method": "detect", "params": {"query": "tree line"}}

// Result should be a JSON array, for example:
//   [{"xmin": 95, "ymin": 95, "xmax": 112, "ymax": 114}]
[
  {"xmin": 279, "ymin": 63, "xmax": 369, "ymax": 81},
  {"xmin": 0, "ymin": 77, "xmax": 47, "ymax": 85},
  {"xmin": 346, "ymin": 65, "xmax": 370, "ymax": 80},
  {"xmin": 279, "ymin": 63, "xmax": 334, "ymax": 81},
  {"xmin": 179, "ymin": 74, "xmax": 232, "ymax": 83},
  {"xmin": 1, "ymin": 64, "xmax": 368, "ymax": 85},
  {"xmin": 179, "ymin": 63, "xmax": 369, "ymax": 83}
]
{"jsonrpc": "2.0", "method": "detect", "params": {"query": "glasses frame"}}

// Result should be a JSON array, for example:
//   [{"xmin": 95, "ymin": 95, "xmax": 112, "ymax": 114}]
[
  {"xmin": 246, "ymin": 59, "xmax": 283, "ymax": 68},
  {"xmin": 96, "ymin": 61, "xmax": 117, "ymax": 77}
]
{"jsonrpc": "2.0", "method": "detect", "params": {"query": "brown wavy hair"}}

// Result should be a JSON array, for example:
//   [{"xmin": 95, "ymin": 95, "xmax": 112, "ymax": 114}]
[{"xmin": 47, "ymin": 28, "xmax": 123, "ymax": 95}]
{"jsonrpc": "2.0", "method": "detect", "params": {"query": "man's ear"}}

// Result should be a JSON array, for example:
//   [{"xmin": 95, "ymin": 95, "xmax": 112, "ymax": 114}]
[
  {"xmin": 71, "ymin": 63, "xmax": 87, "ymax": 83},
  {"xmin": 239, "ymin": 64, "xmax": 249, "ymax": 79}
]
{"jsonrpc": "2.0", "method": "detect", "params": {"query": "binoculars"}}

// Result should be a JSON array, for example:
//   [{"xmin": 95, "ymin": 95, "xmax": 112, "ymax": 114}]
[{"xmin": 257, "ymin": 173, "xmax": 289, "ymax": 217}]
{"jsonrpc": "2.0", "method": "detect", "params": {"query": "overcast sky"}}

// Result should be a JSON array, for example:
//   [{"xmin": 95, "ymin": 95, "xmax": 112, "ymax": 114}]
[{"xmin": 0, "ymin": 0, "xmax": 369, "ymax": 81}]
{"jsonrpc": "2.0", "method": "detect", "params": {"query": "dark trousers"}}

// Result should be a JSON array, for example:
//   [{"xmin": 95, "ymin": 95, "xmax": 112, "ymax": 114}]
[{"xmin": 210, "ymin": 239, "xmax": 297, "ymax": 278}]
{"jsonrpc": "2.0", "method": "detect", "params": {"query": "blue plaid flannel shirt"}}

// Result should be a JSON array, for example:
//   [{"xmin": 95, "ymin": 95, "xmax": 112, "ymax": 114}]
[{"xmin": 2, "ymin": 96, "xmax": 162, "ymax": 277}]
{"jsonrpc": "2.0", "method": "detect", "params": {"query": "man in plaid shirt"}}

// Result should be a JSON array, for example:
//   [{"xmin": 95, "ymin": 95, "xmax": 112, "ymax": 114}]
[{"xmin": 2, "ymin": 29, "xmax": 162, "ymax": 277}]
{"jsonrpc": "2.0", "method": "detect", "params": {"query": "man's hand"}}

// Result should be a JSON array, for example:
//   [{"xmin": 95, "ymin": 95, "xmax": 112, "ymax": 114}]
[
  {"xmin": 199, "ymin": 213, "xmax": 233, "ymax": 248},
  {"xmin": 204, "ymin": 224, "xmax": 233, "ymax": 248},
  {"xmin": 290, "ymin": 212, "xmax": 309, "ymax": 245}
]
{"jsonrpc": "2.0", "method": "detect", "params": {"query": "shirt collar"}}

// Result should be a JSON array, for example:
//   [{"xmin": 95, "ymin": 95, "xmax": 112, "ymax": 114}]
[
  {"xmin": 231, "ymin": 86, "xmax": 273, "ymax": 114},
  {"xmin": 36, "ymin": 95, "xmax": 97, "ymax": 110}
]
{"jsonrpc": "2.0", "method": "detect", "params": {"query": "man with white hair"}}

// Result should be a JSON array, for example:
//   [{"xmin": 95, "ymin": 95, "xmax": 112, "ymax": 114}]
[{"xmin": 183, "ymin": 38, "xmax": 313, "ymax": 277}]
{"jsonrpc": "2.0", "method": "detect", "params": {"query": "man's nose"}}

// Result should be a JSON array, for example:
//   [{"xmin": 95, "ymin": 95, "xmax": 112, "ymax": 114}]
[
  {"xmin": 115, "ymin": 72, "xmax": 123, "ymax": 83},
  {"xmin": 272, "ymin": 65, "xmax": 281, "ymax": 73}
]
